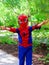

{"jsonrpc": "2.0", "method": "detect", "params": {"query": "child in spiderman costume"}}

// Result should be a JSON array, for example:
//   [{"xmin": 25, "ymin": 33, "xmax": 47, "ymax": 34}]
[{"xmin": 0, "ymin": 14, "xmax": 49, "ymax": 65}]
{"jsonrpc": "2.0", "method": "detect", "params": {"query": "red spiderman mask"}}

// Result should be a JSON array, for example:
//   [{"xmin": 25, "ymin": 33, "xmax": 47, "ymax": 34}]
[{"xmin": 18, "ymin": 14, "xmax": 28, "ymax": 28}]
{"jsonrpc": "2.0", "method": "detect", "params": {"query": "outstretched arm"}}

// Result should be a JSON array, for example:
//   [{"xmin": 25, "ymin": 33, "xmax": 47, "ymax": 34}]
[
  {"xmin": 0, "ymin": 26, "xmax": 18, "ymax": 33},
  {"xmin": 32, "ymin": 19, "xmax": 49, "ymax": 30},
  {"xmin": 37, "ymin": 19, "xmax": 49, "ymax": 27}
]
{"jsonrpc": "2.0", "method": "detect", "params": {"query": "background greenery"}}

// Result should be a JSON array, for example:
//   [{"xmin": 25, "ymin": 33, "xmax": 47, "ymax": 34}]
[{"xmin": 0, "ymin": 0, "xmax": 49, "ymax": 64}]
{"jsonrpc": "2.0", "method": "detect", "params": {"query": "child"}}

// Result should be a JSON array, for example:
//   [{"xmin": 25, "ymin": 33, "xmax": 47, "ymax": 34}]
[{"xmin": 0, "ymin": 14, "xmax": 49, "ymax": 65}]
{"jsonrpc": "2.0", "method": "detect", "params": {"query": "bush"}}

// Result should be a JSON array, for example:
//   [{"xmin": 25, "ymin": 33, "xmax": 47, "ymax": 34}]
[
  {"xmin": 0, "ymin": 36, "xmax": 18, "ymax": 45},
  {"xmin": 33, "ymin": 30, "xmax": 49, "ymax": 64}
]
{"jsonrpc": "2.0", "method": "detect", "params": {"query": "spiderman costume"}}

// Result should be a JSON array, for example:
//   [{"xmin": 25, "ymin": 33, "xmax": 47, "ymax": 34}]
[{"xmin": 9, "ymin": 14, "xmax": 41, "ymax": 65}]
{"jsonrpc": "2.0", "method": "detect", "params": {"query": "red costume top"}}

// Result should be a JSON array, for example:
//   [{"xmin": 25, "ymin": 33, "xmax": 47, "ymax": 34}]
[{"xmin": 9, "ymin": 14, "xmax": 41, "ymax": 47}]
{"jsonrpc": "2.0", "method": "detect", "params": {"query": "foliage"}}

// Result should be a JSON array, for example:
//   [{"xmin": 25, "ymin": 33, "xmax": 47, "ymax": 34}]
[
  {"xmin": 33, "ymin": 30, "xmax": 49, "ymax": 47},
  {"xmin": 0, "ymin": 36, "xmax": 18, "ymax": 45},
  {"xmin": 0, "ymin": 0, "xmax": 49, "ymax": 27},
  {"xmin": 39, "ymin": 54, "xmax": 49, "ymax": 64},
  {"xmin": 33, "ymin": 30, "xmax": 49, "ymax": 64}
]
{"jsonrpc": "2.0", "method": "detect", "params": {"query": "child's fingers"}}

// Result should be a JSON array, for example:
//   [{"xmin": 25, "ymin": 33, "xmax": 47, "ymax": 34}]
[
  {"xmin": 46, "ymin": 19, "xmax": 49, "ymax": 23},
  {"xmin": 0, "ymin": 26, "xmax": 6, "ymax": 30},
  {"xmin": 44, "ymin": 19, "xmax": 49, "ymax": 23}
]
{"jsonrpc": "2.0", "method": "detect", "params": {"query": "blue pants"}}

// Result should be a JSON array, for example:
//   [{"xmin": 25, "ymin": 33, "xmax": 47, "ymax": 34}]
[{"xmin": 18, "ymin": 46, "xmax": 32, "ymax": 65}]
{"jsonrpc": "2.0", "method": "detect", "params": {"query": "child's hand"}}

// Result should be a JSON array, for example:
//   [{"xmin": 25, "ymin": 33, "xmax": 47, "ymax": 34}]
[
  {"xmin": 0, "ymin": 26, "xmax": 6, "ymax": 30},
  {"xmin": 37, "ymin": 19, "xmax": 49, "ymax": 27},
  {"xmin": 43, "ymin": 19, "xmax": 49, "ymax": 24}
]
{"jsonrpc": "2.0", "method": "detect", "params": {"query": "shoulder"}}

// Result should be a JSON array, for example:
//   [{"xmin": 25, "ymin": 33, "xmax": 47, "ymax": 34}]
[
  {"xmin": 28, "ymin": 26, "xmax": 32, "ymax": 32},
  {"xmin": 15, "ymin": 28, "xmax": 20, "ymax": 33}
]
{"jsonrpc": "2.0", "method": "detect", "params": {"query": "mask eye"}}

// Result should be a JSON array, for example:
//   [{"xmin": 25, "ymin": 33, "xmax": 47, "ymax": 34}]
[
  {"xmin": 24, "ymin": 18, "xmax": 27, "ymax": 22},
  {"xmin": 19, "ymin": 21, "xmax": 22, "ymax": 24},
  {"xmin": 18, "ymin": 20, "xmax": 22, "ymax": 24}
]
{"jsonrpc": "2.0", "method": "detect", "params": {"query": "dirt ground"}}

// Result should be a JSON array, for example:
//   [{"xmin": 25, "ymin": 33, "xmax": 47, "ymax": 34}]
[{"xmin": 0, "ymin": 44, "xmax": 48, "ymax": 65}]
